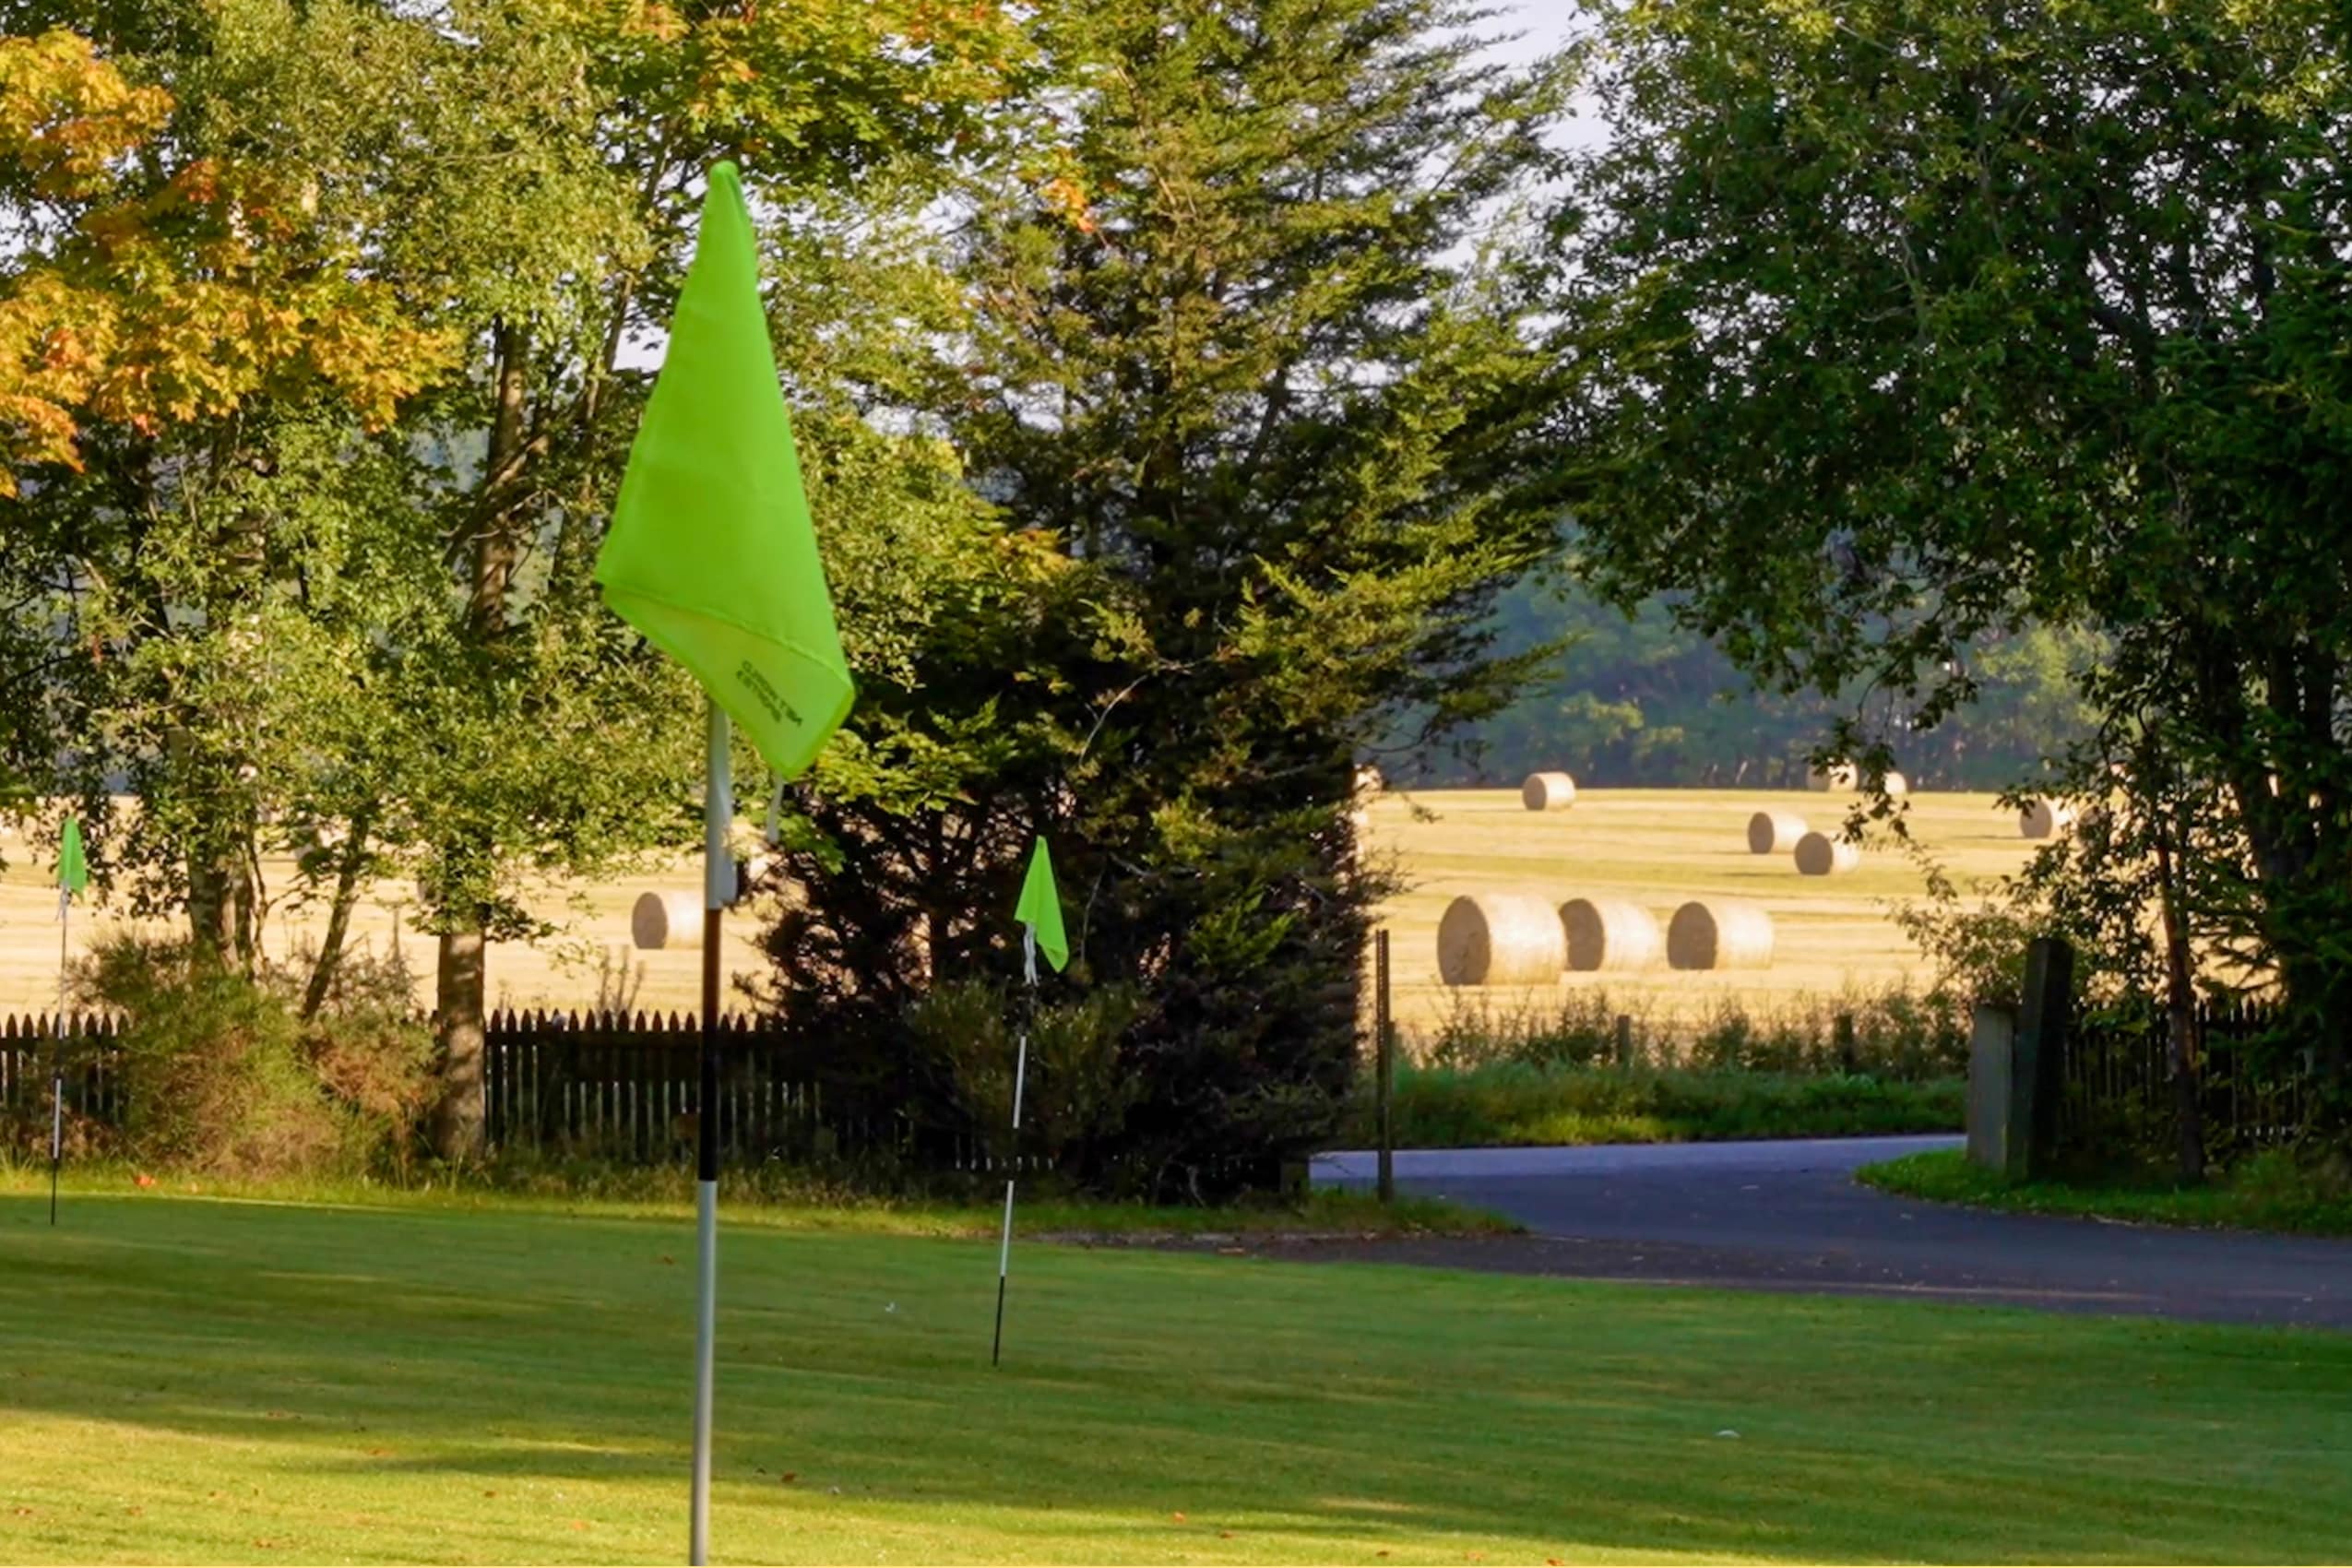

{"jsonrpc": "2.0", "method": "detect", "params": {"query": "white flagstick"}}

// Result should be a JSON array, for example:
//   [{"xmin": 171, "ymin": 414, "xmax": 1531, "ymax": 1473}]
[
  {"xmin": 690, "ymin": 698, "xmax": 731, "ymax": 1566},
  {"xmin": 51, "ymin": 881, "xmax": 68, "ymax": 1225},
  {"xmin": 992, "ymin": 928, "xmax": 1037, "ymax": 1367}
]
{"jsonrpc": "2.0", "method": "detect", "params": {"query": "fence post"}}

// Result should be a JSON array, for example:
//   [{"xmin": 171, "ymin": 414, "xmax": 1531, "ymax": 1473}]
[
  {"xmin": 1834, "ymin": 1013, "xmax": 1857, "ymax": 1075},
  {"xmin": 2016, "ymin": 936, "xmax": 2076, "ymax": 1176},
  {"xmin": 1966, "ymin": 1004, "xmax": 2022, "ymax": 1178},
  {"xmin": 1374, "ymin": 928, "xmax": 1394, "ymax": 1206}
]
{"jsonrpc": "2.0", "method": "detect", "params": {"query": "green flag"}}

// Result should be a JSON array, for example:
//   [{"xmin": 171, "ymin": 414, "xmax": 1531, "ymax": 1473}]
[
  {"xmin": 56, "ymin": 814, "xmax": 85, "ymax": 900},
  {"xmin": 594, "ymin": 161, "xmax": 853, "ymax": 779},
  {"xmin": 1014, "ymin": 836, "xmax": 1068, "ymax": 976}
]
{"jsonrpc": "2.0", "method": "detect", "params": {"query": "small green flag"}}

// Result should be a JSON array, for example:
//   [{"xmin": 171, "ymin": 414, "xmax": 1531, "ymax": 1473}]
[
  {"xmin": 1014, "ymin": 836, "xmax": 1068, "ymax": 976},
  {"xmin": 56, "ymin": 815, "xmax": 85, "ymax": 899},
  {"xmin": 594, "ymin": 161, "xmax": 854, "ymax": 780}
]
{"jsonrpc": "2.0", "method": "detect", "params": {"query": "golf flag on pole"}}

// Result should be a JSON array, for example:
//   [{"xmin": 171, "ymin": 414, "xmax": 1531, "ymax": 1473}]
[
  {"xmin": 592, "ymin": 160, "xmax": 854, "ymax": 1567},
  {"xmin": 994, "ymin": 834, "xmax": 1066, "ymax": 1366},
  {"xmin": 1014, "ymin": 836, "xmax": 1068, "ymax": 980},
  {"xmin": 56, "ymin": 814, "xmax": 85, "ymax": 916},
  {"xmin": 595, "ymin": 160, "xmax": 854, "ymax": 780}
]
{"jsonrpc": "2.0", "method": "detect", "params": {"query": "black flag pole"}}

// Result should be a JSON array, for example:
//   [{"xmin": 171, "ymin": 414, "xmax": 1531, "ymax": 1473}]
[
  {"xmin": 992, "ymin": 928, "xmax": 1037, "ymax": 1367},
  {"xmin": 689, "ymin": 698, "xmax": 731, "ymax": 1565},
  {"xmin": 51, "ymin": 868, "xmax": 69, "ymax": 1226}
]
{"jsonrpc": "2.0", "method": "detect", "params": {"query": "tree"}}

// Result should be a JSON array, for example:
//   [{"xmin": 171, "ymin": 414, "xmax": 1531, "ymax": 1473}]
[
  {"xmin": 1442, "ymin": 576, "xmax": 2100, "ymax": 790},
  {"xmin": 389, "ymin": 0, "xmax": 1036, "ymax": 1156},
  {"xmin": 758, "ymin": 0, "xmax": 1575, "ymax": 1194},
  {"xmin": 0, "ymin": 18, "xmax": 458, "ymax": 962},
  {"xmin": 1, "ymin": 0, "xmax": 1037, "ymax": 1155},
  {"xmin": 1556, "ymin": 0, "xmax": 2352, "ymax": 1088}
]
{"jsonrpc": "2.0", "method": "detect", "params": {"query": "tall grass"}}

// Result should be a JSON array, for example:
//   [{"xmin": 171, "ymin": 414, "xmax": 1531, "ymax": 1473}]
[
  {"xmin": 1354, "ymin": 1063, "xmax": 1964, "ymax": 1149},
  {"xmin": 1353, "ymin": 982, "xmax": 1966, "ymax": 1150},
  {"xmin": 1408, "ymin": 981, "xmax": 1966, "ymax": 1080}
]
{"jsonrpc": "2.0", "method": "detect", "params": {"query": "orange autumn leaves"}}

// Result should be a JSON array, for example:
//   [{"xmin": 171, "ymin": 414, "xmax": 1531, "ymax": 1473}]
[{"xmin": 0, "ymin": 30, "xmax": 453, "ymax": 495}]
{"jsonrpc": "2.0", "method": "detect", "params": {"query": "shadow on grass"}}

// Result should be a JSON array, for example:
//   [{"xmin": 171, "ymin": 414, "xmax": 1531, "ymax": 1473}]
[{"xmin": 6, "ymin": 1193, "xmax": 2352, "ymax": 1563}]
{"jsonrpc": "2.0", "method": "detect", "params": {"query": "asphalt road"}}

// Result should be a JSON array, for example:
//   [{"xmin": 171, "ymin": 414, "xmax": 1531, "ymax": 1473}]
[{"xmin": 1306, "ymin": 1135, "xmax": 2352, "ymax": 1327}]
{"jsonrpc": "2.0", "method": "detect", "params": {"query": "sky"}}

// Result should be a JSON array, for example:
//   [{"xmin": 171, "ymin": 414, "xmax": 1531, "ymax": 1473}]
[{"xmin": 1491, "ymin": 1, "xmax": 1611, "ymax": 151}]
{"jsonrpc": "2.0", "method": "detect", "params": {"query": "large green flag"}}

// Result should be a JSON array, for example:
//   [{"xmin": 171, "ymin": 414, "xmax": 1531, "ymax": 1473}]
[
  {"xmin": 1014, "ymin": 836, "xmax": 1067, "ymax": 976},
  {"xmin": 56, "ymin": 814, "xmax": 85, "ymax": 904},
  {"xmin": 594, "ymin": 161, "xmax": 853, "ymax": 779}
]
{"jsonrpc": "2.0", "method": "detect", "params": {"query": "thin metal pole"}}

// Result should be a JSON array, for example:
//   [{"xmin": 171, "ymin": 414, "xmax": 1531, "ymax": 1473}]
[
  {"xmin": 51, "ymin": 893, "xmax": 67, "ymax": 1225},
  {"xmin": 992, "ymin": 1025, "xmax": 1028, "ymax": 1367},
  {"xmin": 690, "ymin": 698, "xmax": 731, "ymax": 1567},
  {"xmin": 1375, "ymin": 928, "xmax": 1394, "ymax": 1206}
]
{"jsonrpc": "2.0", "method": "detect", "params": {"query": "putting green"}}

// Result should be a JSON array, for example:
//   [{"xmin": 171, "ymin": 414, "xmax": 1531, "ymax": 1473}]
[{"xmin": 4, "ymin": 1192, "xmax": 2348, "ymax": 1563}]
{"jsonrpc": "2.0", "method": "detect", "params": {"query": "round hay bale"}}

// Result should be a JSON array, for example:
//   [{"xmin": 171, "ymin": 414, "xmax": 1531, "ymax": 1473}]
[
  {"xmin": 1667, "ymin": 900, "xmax": 1776, "ymax": 971},
  {"xmin": 1353, "ymin": 763, "xmax": 1384, "ymax": 799},
  {"xmin": 2018, "ymin": 799, "xmax": 2077, "ymax": 839},
  {"xmin": 1807, "ymin": 761, "xmax": 1858, "ymax": 791},
  {"xmin": 1792, "ymin": 831, "xmax": 1861, "ymax": 876},
  {"xmin": 1559, "ymin": 897, "xmax": 1664, "ymax": 973},
  {"xmin": 1746, "ymin": 810, "xmax": 1808, "ymax": 854},
  {"xmin": 1521, "ymin": 771, "xmax": 1576, "ymax": 812},
  {"xmin": 1883, "ymin": 769, "xmax": 1910, "ymax": 797},
  {"xmin": 1437, "ymin": 893, "xmax": 1565, "ymax": 985},
  {"xmin": 631, "ymin": 890, "xmax": 705, "ymax": 951}
]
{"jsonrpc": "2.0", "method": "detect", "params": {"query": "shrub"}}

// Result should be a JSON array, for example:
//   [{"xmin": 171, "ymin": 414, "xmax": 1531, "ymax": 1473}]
[
  {"xmin": 905, "ymin": 977, "xmax": 1146, "ymax": 1182},
  {"xmin": 74, "ymin": 936, "xmax": 433, "ymax": 1180}
]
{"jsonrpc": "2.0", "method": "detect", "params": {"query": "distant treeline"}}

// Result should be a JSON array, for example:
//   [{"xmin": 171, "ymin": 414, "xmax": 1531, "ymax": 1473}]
[{"xmin": 1405, "ymin": 578, "xmax": 2102, "ymax": 791}]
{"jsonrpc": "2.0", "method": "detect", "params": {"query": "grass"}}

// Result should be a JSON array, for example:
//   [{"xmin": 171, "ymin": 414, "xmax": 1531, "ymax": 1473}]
[
  {"xmin": 1356, "ymin": 1063, "xmax": 1964, "ymax": 1149},
  {"xmin": 0, "ymin": 1159, "xmax": 1512, "ymax": 1241},
  {"xmin": 1859, "ymin": 1147, "xmax": 2352, "ymax": 1238},
  {"xmin": 6, "ymin": 1194, "xmax": 2352, "ymax": 1562}
]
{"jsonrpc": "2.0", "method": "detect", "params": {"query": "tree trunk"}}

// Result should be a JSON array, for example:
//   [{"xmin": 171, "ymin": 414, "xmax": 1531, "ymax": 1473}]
[
  {"xmin": 431, "ymin": 320, "xmax": 529, "ymax": 1143},
  {"xmin": 431, "ymin": 927, "xmax": 487, "ymax": 1158},
  {"xmin": 186, "ymin": 846, "xmax": 238, "ymax": 957},
  {"xmin": 302, "ymin": 811, "xmax": 374, "ymax": 1020}
]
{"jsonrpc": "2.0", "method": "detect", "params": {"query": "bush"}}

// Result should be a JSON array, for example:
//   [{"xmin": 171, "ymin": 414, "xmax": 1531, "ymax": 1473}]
[
  {"xmin": 905, "ymin": 977, "xmax": 1146, "ymax": 1176},
  {"xmin": 74, "ymin": 936, "xmax": 433, "ymax": 1180}
]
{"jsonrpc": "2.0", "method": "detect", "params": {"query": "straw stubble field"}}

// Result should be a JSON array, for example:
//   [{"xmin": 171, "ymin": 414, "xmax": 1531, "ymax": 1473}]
[
  {"xmin": 1365, "ymin": 786, "xmax": 2035, "ymax": 1036},
  {"xmin": 0, "ymin": 789, "xmax": 2036, "ymax": 1031}
]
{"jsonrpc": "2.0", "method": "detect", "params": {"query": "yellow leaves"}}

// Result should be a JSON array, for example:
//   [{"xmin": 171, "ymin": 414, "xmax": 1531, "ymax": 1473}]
[
  {"xmin": 0, "ymin": 271, "xmax": 116, "ymax": 485},
  {"xmin": 1040, "ymin": 174, "xmax": 1097, "ymax": 235},
  {"xmin": 0, "ymin": 29, "xmax": 458, "ymax": 483},
  {"xmin": 0, "ymin": 199, "xmax": 456, "ymax": 489},
  {"xmin": 0, "ymin": 30, "xmax": 172, "ymax": 200},
  {"xmin": 621, "ymin": 0, "xmax": 691, "ymax": 43}
]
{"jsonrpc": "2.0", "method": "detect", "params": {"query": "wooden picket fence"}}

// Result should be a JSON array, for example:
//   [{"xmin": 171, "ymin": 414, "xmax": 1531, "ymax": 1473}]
[
  {"xmin": 0, "ymin": 1008, "xmax": 1021, "ymax": 1171},
  {"xmin": 481, "ymin": 1008, "xmax": 939, "ymax": 1164},
  {"xmin": 0, "ymin": 1013, "xmax": 123, "ymax": 1126}
]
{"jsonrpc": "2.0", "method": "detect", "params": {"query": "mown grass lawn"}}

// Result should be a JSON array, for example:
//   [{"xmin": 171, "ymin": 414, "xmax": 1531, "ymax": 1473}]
[
  {"xmin": 1860, "ymin": 1148, "xmax": 2352, "ymax": 1238},
  {"xmin": 5, "ymin": 1191, "xmax": 2351, "ymax": 1564}
]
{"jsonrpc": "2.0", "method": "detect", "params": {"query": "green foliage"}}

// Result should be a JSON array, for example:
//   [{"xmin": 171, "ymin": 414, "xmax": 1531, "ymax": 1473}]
[
  {"xmin": 0, "ymin": 0, "xmax": 1039, "ymax": 1148},
  {"xmin": 71, "ymin": 932, "xmax": 433, "ymax": 1179},
  {"xmin": 1440, "ymin": 578, "xmax": 2103, "ymax": 789},
  {"xmin": 1416, "ymin": 984, "xmax": 1966, "ymax": 1079},
  {"xmin": 758, "ymin": 0, "xmax": 1577, "ymax": 1198},
  {"xmin": 904, "ymin": 978, "xmax": 1145, "ymax": 1171},
  {"xmin": 1554, "ymin": 0, "xmax": 2352, "ymax": 1079},
  {"xmin": 1363, "ymin": 1063, "xmax": 1963, "ymax": 1150}
]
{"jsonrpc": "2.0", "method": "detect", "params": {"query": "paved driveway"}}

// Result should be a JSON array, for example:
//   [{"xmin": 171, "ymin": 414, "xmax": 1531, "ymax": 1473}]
[{"xmin": 1307, "ymin": 1135, "xmax": 2352, "ymax": 1327}]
